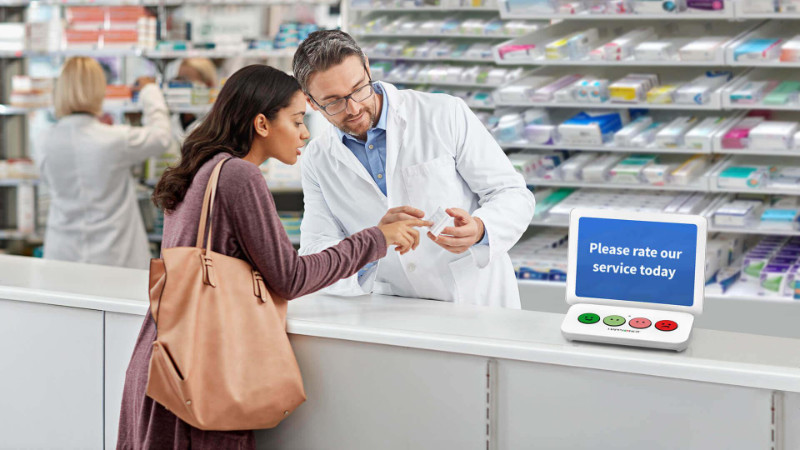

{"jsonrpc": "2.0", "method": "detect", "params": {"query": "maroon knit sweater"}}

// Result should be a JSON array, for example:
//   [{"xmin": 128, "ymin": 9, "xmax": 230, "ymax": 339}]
[{"xmin": 117, "ymin": 153, "xmax": 386, "ymax": 449}]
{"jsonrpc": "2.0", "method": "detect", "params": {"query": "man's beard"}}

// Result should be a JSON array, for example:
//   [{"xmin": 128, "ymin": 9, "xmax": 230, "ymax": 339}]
[
  {"xmin": 339, "ymin": 110, "xmax": 376, "ymax": 139},
  {"xmin": 338, "ymin": 97, "xmax": 378, "ymax": 139}
]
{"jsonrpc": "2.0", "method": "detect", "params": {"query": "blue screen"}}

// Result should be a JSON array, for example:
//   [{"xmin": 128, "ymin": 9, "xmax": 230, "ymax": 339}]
[{"xmin": 575, "ymin": 217, "xmax": 698, "ymax": 307}]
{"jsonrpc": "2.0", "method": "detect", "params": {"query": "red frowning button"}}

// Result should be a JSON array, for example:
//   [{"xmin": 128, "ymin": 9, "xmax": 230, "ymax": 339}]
[{"xmin": 655, "ymin": 320, "xmax": 678, "ymax": 332}]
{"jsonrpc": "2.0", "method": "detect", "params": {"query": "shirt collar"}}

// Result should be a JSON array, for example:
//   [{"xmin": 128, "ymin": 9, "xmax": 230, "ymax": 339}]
[{"xmin": 336, "ymin": 81, "xmax": 387, "ymax": 144}]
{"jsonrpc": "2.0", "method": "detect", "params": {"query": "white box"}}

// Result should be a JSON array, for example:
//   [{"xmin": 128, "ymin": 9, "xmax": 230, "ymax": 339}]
[
  {"xmin": 655, "ymin": 116, "xmax": 697, "ymax": 148},
  {"xmin": 679, "ymin": 37, "xmax": 726, "ymax": 61},
  {"xmin": 748, "ymin": 121, "xmax": 799, "ymax": 150}
]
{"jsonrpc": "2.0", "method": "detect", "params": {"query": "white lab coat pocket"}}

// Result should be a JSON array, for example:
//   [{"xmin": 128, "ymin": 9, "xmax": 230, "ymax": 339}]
[
  {"xmin": 448, "ymin": 252, "xmax": 481, "ymax": 305},
  {"xmin": 403, "ymin": 155, "xmax": 461, "ymax": 215}
]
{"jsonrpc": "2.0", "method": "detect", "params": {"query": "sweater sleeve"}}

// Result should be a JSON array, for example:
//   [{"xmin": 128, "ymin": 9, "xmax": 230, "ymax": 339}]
[{"xmin": 225, "ymin": 169, "xmax": 387, "ymax": 300}]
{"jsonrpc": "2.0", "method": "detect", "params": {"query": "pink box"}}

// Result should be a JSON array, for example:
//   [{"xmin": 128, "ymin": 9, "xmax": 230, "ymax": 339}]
[{"xmin": 721, "ymin": 117, "xmax": 764, "ymax": 149}]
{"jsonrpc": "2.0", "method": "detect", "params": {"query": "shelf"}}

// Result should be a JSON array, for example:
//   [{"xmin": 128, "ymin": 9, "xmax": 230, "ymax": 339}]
[
  {"xmin": 147, "ymin": 233, "xmax": 163, "ymax": 243},
  {"xmin": 532, "ymin": 214, "xmax": 800, "ymax": 238},
  {"xmin": 4, "ymin": 48, "xmax": 294, "ymax": 60},
  {"xmin": 0, "ymin": 179, "xmax": 39, "ymax": 187},
  {"xmin": 527, "ymin": 178, "xmax": 707, "ymax": 192},
  {"xmin": 494, "ymin": 100, "xmax": 720, "ymax": 111},
  {"xmin": 368, "ymin": 54, "xmax": 495, "ymax": 64},
  {"xmin": 734, "ymin": 12, "xmax": 800, "ymax": 19},
  {"xmin": 708, "ymin": 223, "xmax": 800, "ymax": 237},
  {"xmin": 714, "ymin": 148, "xmax": 800, "ymax": 157},
  {"xmin": 497, "ymin": 11, "xmax": 735, "ymax": 20},
  {"xmin": 725, "ymin": 103, "xmax": 800, "ymax": 112},
  {"xmin": 351, "ymin": 5, "xmax": 499, "ymax": 12},
  {"xmin": 711, "ymin": 185, "xmax": 800, "ymax": 196},
  {"xmin": 288, "ymin": 234, "xmax": 301, "ymax": 245},
  {"xmin": 0, "ymin": 230, "xmax": 42, "ymax": 241},
  {"xmin": 0, "ymin": 50, "xmax": 25, "ymax": 58},
  {"xmin": 0, "ymin": 105, "xmax": 34, "ymax": 116},
  {"xmin": 26, "ymin": 48, "xmax": 143, "ymax": 58},
  {"xmin": 494, "ymin": 58, "xmax": 721, "ymax": 67},
  {"xmin": 354, "ymin": 33, "xmax": 517, "ymax": 40},
  {"xmin": 515, "ymin": 278, "xmax": 797, "ymax": 304},
  {"xmin": 144, "ymin": 48, "xmax": 295, "ymax": 59},
  {"xmin": 501, "ymin": 142, "xmax": 708, "ymax": 154},
  {"xmin": 728, "ymin": 60, "xmax": 800, "ymax": 68},
  {"xmin": 382, "ymin": 78, "xmax": 503, "ymax": 88}
]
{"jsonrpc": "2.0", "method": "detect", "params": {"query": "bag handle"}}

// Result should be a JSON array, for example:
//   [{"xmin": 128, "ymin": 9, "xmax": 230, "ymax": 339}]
[{"xmin": 195, "ymin": 158, "xmax": 229, "ymax": 252}]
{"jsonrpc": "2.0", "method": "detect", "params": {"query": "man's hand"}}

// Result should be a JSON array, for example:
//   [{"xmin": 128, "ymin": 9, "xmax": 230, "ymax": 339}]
[
  {"xmin": 379, "ymin": 206, "xmax": 426, "ymax": 226},
  {"xmin": 428, "ymin": 208, "xmax": 485, "ymax": 254}
]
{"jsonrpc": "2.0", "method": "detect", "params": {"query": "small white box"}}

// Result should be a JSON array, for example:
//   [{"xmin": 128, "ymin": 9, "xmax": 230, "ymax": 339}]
[
  {"xmin": 679, "ymin": 37, "xmax": 726, "ymax": 62},
  {"xmin": 614, "ymin": 116, "xmax": 654, "ymax": 147},
  {"xmin": 684, "ymin": 116, "xmax": 726, "ymax": 151},
  {"xmin": 582, "ymin": 154, "xmax": 625, "ymax": 182},
  {"xmin": 748, "ymin": 121, "xmax": 799, "ymax": 150},
  {"xmin": 654, "ymin": 116, "xmax": 697, "ymax": 148},
  {"xmin": 634, "ymin": 41, "xmax": 677, "ymax": 61}
]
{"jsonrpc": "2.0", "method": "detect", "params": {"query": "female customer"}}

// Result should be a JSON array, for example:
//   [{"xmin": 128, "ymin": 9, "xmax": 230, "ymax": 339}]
[
  {"xmin": 36, "ymin": 57, "xmax": 172, "ymax": 269},
  {"xmin": 117, "ymin": 65, "xmax": 427, "ymax": 449}
]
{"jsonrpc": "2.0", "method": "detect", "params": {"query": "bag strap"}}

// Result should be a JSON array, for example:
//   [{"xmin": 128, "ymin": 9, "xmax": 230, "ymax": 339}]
[{"xmin": 195, "ymin": 157, "xmax": 229, "ymax": 252}]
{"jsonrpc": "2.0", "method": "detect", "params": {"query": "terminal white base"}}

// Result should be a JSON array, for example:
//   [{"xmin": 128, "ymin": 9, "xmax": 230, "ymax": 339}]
[{"xmin": 562, "ymin": 303, "xmax": 695, "ymax": 351}]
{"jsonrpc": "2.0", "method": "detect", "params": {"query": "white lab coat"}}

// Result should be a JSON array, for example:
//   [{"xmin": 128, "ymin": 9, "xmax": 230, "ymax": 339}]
[
  {"xmin": 34, "ymin": 84, "xmax": 172, "ymax": 269},
  {"xmin": 299, "ymin": 82, "xmax": 535, "ymax": 308}
]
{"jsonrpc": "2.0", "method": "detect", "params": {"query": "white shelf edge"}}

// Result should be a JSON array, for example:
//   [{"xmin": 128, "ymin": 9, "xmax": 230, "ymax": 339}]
[
  {"xmin": 351, "ymin": 6, "xmax": 499, "ymax": 12},
  {"xmin": 354, "ymin": 33, "xmax": 517, "ymax": 40},
  {"xmin": 0, "ymin": 179, "xmax": 40, "ymax": 187},
  {"xmin": 495, "ymin": 58, "xmax": 723, "ymax": 67},
  {"xmin": 514, "ymin": 279, "xmax": 799, "ymax": 304},
  {"xmin": 0, "ymin": 230, "xmax": 43, "ymax": 241},
  {"xmin": 527, "ymin": 179, "xmax": 707, "ymax": 192},
  {"xmin": 382, "ymin": 78, "xmax": 502, "ymax": 88},
  {"xmin": 368, "ymin": 54, "xmax": 495, "ymax": 64},
  {"xmin": 501, "ymin": 143, "xmax": 709, "ymax": 154},
  {"xmin": 494, "ymin": 101, "xmax": 719, "ymax": 111},
  {"xmin": 498, "ymin": 11, "xmax": 735, "ymax": 20}
]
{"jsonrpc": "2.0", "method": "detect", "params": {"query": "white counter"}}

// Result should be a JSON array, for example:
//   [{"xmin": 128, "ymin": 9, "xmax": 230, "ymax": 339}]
[
  {"xmin": 0, "ymin": 254, "xmax": 798, "ymax": 449},
  {"xmin": 1, "ymin": 254, "xmax": 797, "ymax": 393}
]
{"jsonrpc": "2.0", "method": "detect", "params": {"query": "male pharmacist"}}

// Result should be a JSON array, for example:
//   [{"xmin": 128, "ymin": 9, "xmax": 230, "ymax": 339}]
[{"xmin": 293, "ymin": 30, "xmax": 535, "ymax": 308}]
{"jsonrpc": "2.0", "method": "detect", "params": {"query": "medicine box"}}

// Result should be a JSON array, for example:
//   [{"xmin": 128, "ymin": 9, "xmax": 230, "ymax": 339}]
[
  {"xmin": 717, "ymin": 166, "xmax": 768, "ymax": 189},
  {"xmin": 748, "ymin": 121, "xmax": 798, "ymax": 150}
]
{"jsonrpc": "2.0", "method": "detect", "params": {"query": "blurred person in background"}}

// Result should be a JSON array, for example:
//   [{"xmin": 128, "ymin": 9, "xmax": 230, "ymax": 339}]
[
  {"xmin": 33, "ymin": 56, "xmax": 172, "ymax": 269},
  {"xmin": 171, "ymin": 57, "xmax": 219, "ymax": 143}
]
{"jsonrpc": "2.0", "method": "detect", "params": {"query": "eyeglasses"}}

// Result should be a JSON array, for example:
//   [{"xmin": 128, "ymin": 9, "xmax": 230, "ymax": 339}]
[{"xmin": 311, "ymin": 80, "xmax": 375, "ymax": 116}]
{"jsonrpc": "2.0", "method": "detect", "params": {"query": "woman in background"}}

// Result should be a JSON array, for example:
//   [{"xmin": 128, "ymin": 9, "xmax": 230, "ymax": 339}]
[
  {"xmin": 35, "ymin": 56, "xmax": 172, "ymax": 269},
  {"xmin": 172, "ymin": 57, "xmax": 218, "ymax": 142}
]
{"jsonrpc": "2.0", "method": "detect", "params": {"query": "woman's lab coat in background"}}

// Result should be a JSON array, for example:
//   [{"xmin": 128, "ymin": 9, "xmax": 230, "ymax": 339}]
[
  {"xmin": 34, "ymin": 84, "xmax": 172, "ymax": 269},
  {"xmin": 300, "ymin": 82, "xmax": 535, "ymax": 309}
]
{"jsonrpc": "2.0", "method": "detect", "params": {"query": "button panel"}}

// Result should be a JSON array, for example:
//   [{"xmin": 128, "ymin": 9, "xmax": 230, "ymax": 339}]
[{"xmin": 576, "ymin": 314, "xmax": 679, "ymax": 332}]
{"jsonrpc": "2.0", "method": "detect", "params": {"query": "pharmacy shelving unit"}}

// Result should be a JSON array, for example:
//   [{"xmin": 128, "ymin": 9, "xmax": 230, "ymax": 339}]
[
  {"xmin": 346, "ymin": 0, "xmax": 800, "ymax": 312},
  {"xmin": 0, "ymin": 0, "xmax": 330, "ymax": 252},
  {"xmin": 345, "ymin": 0, "xmax": 545, "ymax": 109}
]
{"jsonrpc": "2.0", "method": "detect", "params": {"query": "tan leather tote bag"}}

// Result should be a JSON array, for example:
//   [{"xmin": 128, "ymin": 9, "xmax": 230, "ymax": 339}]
[{"xmin": 146, "ymin": 157, "xmax": 306, "ymax": 431}]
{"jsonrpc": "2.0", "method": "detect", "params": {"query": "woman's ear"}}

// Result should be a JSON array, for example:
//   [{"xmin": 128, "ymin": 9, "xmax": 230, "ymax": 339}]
[{"xmin": 253, "ymin": 114, "xmax": 269, "ymax": 138}]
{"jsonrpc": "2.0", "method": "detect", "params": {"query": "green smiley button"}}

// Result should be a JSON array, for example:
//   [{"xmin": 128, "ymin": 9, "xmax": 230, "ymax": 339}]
[
  {"xmin": 578, "ymin": 313, "xmax": 600, "ymax": 324},
  {"xmin": 603, "ymin": 315, "xmax": 626, "ymax": 327}
]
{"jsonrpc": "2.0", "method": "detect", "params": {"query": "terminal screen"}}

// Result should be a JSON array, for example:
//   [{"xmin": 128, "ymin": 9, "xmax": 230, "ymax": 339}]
[{"xmin": 574, "ymin": 217, "xmax": 698, "ymax": 307}]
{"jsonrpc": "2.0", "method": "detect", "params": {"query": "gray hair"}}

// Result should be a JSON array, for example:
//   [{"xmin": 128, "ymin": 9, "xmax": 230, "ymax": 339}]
[{"xmin": 292, "ymin": 30, "xmax": 367, "ymax": 94}]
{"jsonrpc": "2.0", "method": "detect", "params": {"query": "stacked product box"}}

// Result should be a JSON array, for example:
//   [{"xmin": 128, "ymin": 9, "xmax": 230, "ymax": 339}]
[
  {"xmin": 510, "ymin": 230, "xmax": 569, "ymax": 281},
  {"xmin": 739, "ymin": 236, "xmax": 800, "ymax": 298}
]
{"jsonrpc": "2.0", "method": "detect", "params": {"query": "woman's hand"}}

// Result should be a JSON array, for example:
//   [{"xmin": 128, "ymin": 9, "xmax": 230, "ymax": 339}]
[{"xmin": 378, "ymin": 219, "xmax": 432, "ymax": 255}]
